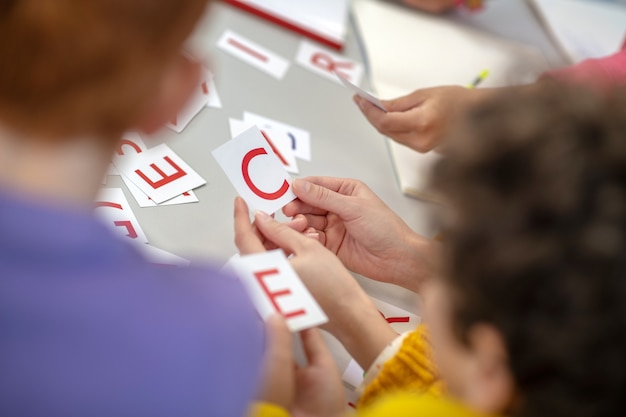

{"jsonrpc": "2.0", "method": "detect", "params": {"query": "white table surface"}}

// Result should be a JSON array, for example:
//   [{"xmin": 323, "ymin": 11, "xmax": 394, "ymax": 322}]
[{"xmin": 105, "ymin": 0, "xmax": 565, "ymax": 378}]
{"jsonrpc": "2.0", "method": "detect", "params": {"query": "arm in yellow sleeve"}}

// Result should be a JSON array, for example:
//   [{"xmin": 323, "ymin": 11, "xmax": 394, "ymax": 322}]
[
  {"xmin": 356, "ymin": 393, "xmax": 491, "ymax": 417},
  {"xmin": 358, "ymin": 324, "xmax": 445, "ymax": 408},
  {"xmin": 248, "ymin": 402, "xmax": 290, "ymax": 417}
]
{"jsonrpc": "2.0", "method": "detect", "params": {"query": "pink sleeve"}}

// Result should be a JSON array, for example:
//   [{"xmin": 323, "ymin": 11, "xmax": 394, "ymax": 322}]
[{"xmin": 542, "ymin": 40, "xmax": 626, "ymax": 87}]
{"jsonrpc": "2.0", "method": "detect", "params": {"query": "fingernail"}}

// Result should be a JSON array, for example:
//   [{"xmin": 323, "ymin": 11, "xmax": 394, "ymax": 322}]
[
  {"xmin": 255, "ymin": 211, "xmax": 272, "ymax": 223},
  {"xmin": 293, "ymin": 178, "xmax": 311, "ymax": 193},
  {"xmin": 305, "ymin": 232, "xmax": 320, "ymax": 240}
]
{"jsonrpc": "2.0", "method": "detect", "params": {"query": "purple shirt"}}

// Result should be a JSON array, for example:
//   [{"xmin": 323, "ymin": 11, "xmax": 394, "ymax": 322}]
[{"xmin": 0, "ymin": 190, "xmax": 264, "ymax": 417}]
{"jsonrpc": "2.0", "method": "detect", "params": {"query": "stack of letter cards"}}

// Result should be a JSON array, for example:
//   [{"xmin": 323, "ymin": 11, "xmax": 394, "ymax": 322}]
[
  {"xmin": 98, "ymin": 131, "xmax": 206, "ymax": 266},
  {"xmin": 111, "ymin": 132, "xmax": 206, "ymax": 205},
  {"xmin": 228, "ymin": 249, "xmax": 328, "ymax": 332}
]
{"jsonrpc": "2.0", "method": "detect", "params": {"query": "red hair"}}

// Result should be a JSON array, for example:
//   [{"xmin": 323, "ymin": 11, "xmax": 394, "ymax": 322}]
[{"xmin": 0, "ymin": 0, "xmax": 208, "ymax": 139}]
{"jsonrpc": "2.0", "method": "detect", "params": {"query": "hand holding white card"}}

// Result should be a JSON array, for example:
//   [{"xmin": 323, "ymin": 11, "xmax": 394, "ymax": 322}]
[
  {"xmin": 336, "ymin": 72, "xmax": 387, "ymax": 112},
  {"xmin": 212, "ymin": 126, "xmax": 296, "ymax": 214},
  {"xmin": 231, "ymin": 249, "xmax": 328, "ymax": 332}
]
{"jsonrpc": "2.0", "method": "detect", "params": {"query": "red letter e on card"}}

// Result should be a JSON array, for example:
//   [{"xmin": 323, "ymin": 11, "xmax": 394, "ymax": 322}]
[
  {"xmin": 135, "ymin": 156, "xmax": 187, "ymax": 189},
  {"xmin": 232, "ymin": 250, "xmax": 327, "ymax": 332},
  {"xmin": 254, "ymin": 268, "xmax": 305, "ymax": 319},
  {"xmin": 114, "ymin": 143, "xmax": 206, "ymax": 204}
]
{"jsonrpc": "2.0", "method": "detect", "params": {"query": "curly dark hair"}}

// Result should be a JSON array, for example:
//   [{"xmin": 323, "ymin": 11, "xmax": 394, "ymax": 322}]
[{"xmin": 432, "ymin": 82, "xmax": 626, "ymax": 417}]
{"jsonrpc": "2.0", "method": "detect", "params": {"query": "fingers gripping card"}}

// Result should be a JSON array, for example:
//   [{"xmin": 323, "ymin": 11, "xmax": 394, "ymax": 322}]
[
  {"xmin": 231, "ymin": 249, "xmax": 328, "ymax": 332},
  {"xmin": 336, "ymin": 73, "xmax": 387, "ymax": 112}
]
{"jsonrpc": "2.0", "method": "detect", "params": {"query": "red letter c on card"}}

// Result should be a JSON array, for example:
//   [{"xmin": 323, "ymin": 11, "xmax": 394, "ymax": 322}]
[
  {"xmin": 242, "ymin": 148, "xmax": 289, "ymax": 200},
  {"xmin": 116, "ymin": 139, "xmax": 142, "ymax": 156}
]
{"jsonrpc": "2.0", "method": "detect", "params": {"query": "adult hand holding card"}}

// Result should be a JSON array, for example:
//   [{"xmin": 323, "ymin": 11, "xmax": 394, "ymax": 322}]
[
  {"xmin": 336, "ymin": 72, "xmax": 387, "ymax": 112},
  {"xmin": 233, "ymin": 201, "xmax": 398, "ymax": 366}
]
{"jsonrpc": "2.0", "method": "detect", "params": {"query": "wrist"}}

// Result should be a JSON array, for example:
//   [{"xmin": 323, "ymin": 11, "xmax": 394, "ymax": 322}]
[
  {"xmin": 392, "ymin": 232, "xmax": 439, "ymax": 294},
  {"xmin": 328, "ymin": 292, "xmax": 398, "ymax": 370}
]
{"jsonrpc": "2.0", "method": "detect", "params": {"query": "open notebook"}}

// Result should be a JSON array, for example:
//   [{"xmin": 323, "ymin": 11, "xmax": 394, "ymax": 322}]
[{"xmin": 352, "ymin": 0, "xmax": 551, "ymax": 202}]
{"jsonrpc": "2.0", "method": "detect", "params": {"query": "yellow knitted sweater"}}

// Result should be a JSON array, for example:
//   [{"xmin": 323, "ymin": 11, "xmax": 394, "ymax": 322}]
[
  {"xmin": 252, "ymin": 393, "xmax": 489, "ymax": 417},
  {"xmin": 251, "ymin": 324, "xmax": 483, "ymax": 417},
  {"xmin": 358, "ymin": 323, "xmax": 445, "ymax": 407}
]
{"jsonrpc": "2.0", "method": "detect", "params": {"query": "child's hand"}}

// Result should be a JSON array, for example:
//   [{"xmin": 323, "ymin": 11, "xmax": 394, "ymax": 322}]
[
  {"xmin": 282, "ymin": 177, "xmax": 436, "ymax": 294},
  {"xmin": 233, "ymin": 198, "xmax": 311, "ymax": 254},
  {"xmin": 234, "ymin": 196, "xmax": 373, "ymax": 335},
  {"xmin": 355, "ymin": 85, "xmax": 476, "ymax": 153},
  {"xmin": 258, "ymin": 315, "xmax": 345, "ymax": 417}
]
